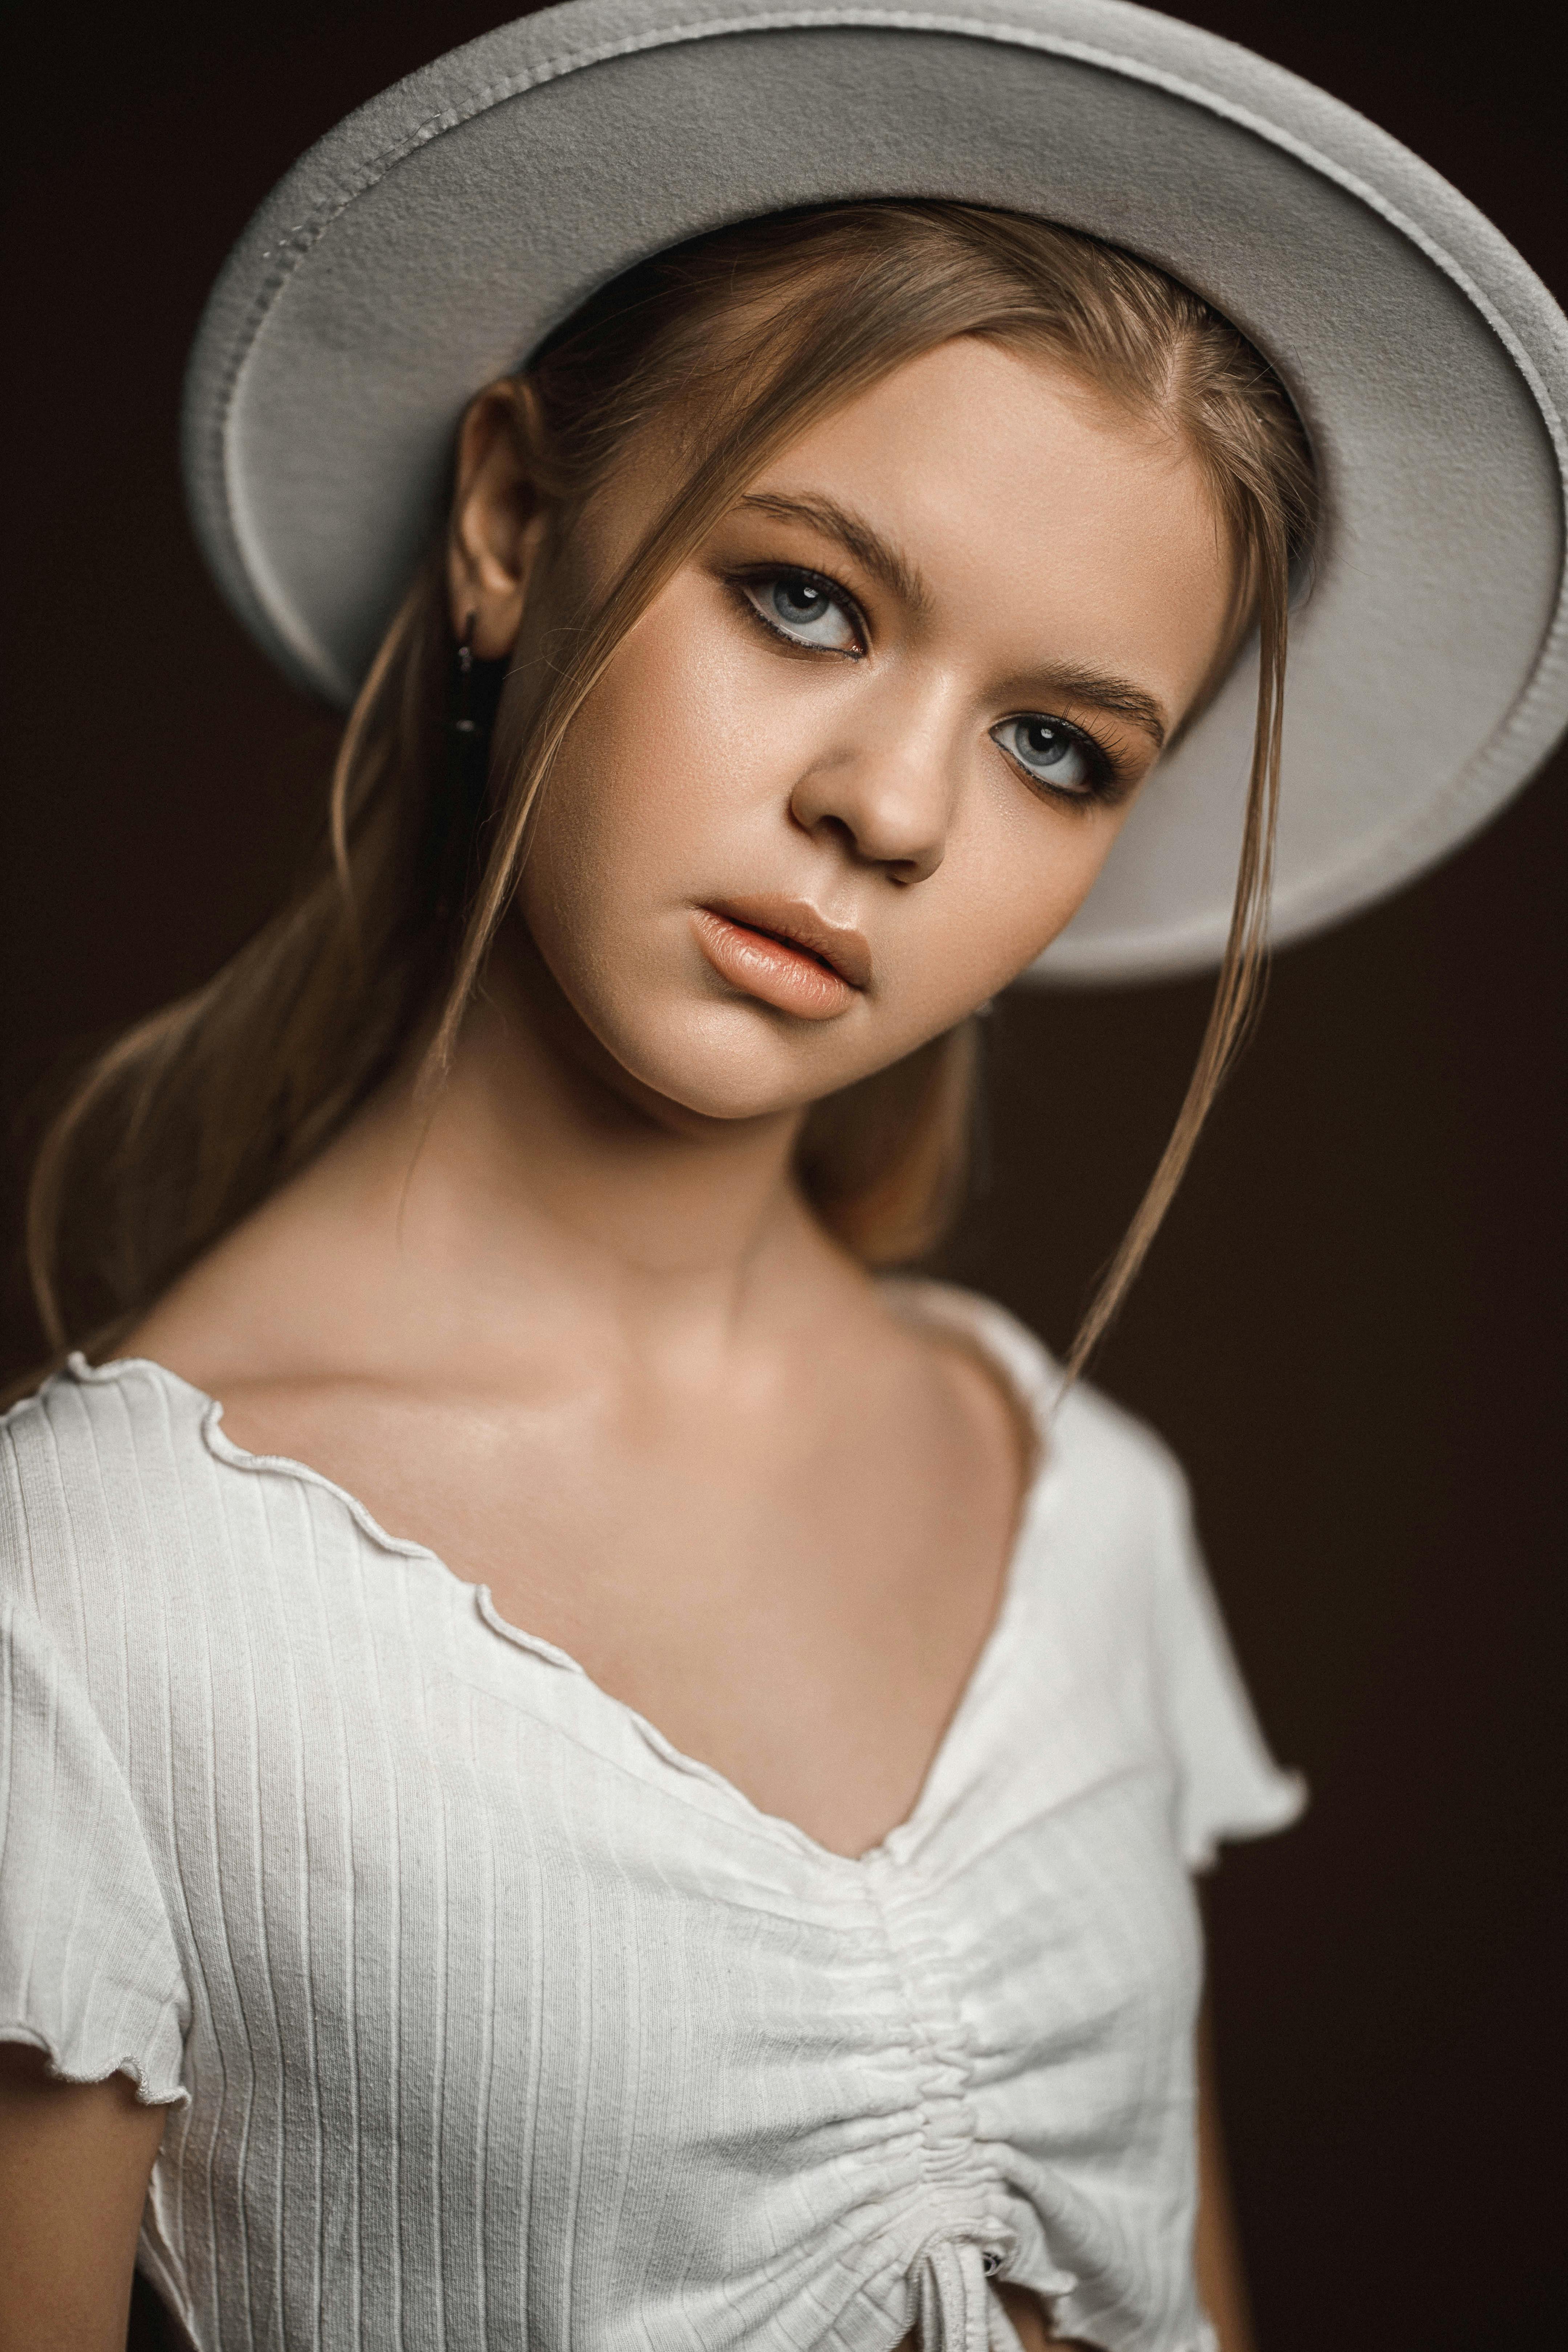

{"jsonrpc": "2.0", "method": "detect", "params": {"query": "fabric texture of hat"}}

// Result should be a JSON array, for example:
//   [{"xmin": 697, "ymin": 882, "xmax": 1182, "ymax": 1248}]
[{"xmin": 182, "ymin": 0, "xmax": 1568, "ymax": 982}]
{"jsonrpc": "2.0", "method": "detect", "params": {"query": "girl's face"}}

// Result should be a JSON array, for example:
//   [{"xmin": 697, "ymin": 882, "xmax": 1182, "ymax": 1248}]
[{"xmin": 468, "ymin": 335, "xmax": 1235, "ymax": 1121}]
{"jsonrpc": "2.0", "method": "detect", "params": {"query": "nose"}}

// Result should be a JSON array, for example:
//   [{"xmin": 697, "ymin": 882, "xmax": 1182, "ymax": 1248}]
[{"xmin": 787, "ymin": 699, "xmax": 959, "ymax": 885}]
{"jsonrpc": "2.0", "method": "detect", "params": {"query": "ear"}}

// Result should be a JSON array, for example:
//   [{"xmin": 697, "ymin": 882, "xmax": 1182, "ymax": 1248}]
[{"xmin": 447, "ymin": 384, "xmax": 553, "ymax": 657}]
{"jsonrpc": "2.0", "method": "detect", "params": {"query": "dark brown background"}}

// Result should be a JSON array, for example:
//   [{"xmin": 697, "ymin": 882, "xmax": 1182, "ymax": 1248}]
[{"xmin": 3, "ymin": 5, "xmax": 1563, "ymax": 2345}]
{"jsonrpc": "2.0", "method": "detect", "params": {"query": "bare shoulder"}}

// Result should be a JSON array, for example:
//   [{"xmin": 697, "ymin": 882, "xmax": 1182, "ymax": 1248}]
[
  {"xmin": 850, "ymin": 1278, "xmax": 1037, "ymax": 1548},
  {"xmin": 121, "ymin": 1161, "xmax": 361, "ymax": 1404},
  {"xmin": 921, "ymin": 1325, "xmax": 1033, "ymax": 1503},
  {"xmin": 117, "ymin": 1088, "xmax": 472, "ymax": 1449}
]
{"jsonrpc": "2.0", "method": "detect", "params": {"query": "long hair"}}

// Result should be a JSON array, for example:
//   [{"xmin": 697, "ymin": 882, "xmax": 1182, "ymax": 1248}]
[{"xmin": 21, "ymin": 203, "xmax": 1316, "ymax": 1386}]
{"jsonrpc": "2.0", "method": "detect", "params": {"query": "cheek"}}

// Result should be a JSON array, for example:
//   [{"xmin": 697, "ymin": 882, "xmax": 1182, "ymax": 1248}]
[
  {"xmin": 892, "ymin": 792, "xmax": 1130, "ymax": 1025},
  {"xmin": 512, "ymin": 729, "xmax": 658, "ymax": 1013},
  {"xmin": 549, "ymin": 600, "xmax": 754, "ymax": 840},
  {"xmin": 514, "ymin": 607, "xmax": 763, "ymax": 1000},
  {"xmin": 523, "ymin": 639, "xmax": 672, "ymax": 870}
]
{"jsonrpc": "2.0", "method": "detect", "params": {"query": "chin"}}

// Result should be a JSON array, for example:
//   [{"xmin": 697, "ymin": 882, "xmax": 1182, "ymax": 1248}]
[{"xmin": 591, "ymin": 998, "xmax": 861, "ymax": 1126}]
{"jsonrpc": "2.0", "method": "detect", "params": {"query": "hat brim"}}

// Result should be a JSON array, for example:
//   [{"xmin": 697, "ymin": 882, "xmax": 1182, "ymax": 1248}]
[{"xmin": 182, "ymin": 0, "xmax": 1568, "ymax": 983}]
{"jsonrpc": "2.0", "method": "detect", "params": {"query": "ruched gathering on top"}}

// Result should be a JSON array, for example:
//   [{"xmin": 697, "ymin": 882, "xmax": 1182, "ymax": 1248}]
[{"xmin": 0, "ymin": 1281, "xmax": 1302, "ymax": 2351}]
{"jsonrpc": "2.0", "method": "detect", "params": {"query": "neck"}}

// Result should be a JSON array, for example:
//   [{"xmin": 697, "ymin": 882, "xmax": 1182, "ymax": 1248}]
[{"xmin": 316, "ymin": 929, "xmax": 834, "ymax": 1379}]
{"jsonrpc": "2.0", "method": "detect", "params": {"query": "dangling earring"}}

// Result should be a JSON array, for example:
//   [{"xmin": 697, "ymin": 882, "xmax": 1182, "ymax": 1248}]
[
  {"xmin": 451, "ymin": 609, "xmax": 479, "ymax": 734},
  {"xmin": 436, "ymin": 614, "xmax": 509, "ymax": 920},
  {"xmin": 444, "ymin": 613, "xmax": 510, "ymax": 807}
]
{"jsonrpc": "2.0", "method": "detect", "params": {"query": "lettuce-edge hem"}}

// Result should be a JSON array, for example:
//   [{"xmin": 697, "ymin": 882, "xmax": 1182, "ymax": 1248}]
[
  {"xmin": 1184, "ymin": 1767, "xmax": 1309, "ymax": 1874},
  {"xmin": 0, "ymin": 2023, "xmax": 190, "ymax": 2109}
]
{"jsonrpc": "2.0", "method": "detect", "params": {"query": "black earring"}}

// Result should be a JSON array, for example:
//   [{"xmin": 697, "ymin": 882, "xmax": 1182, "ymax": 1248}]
[
  {"xmin": 434, "ymin": 616, "xmax": 510, "ymax": 922},
  {"xmin": 445, "ymin": 613, "xmax": 508, "ymax": 819},
  {"xmin": 452, "ymin": 610, "xmax": 478, "ymax": 729}
]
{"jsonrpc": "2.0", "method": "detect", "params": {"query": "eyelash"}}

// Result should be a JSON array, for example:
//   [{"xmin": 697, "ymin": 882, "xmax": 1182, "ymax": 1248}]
[
  {"xmin": 725, "ymin": 561, "xmax": 1129, "ymax": 809},
  {"xmin": 995, "ymin": 714, "xmax": 1126, "ymax": 808},
  {"xmin": 727, "ymin": 564, "xmax": 868, "ymax": 656}
]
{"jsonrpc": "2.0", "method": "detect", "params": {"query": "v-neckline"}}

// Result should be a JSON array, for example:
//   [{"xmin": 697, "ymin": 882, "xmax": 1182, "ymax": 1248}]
[{"xmin": 80, "ymin": 1281, "xmax": 1066, "ymax": 1873}]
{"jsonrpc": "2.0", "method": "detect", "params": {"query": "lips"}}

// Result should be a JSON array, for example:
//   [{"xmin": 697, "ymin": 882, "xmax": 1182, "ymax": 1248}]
[{"xmin": 692, "ymin": 896, "xmax": 872, "ymax": 1021}]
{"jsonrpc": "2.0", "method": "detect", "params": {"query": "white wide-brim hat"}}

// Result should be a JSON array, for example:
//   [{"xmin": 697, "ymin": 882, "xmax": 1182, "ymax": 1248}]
[{"xmin": 183, "ymin": 0, "xmax": 1568, "ymax": 984}]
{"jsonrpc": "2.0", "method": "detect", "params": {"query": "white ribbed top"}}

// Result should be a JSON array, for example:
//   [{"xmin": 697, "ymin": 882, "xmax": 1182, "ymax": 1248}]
[{"xmin": 0, "ymin": 1281, "xmax": 1301, "ymax": 2352}]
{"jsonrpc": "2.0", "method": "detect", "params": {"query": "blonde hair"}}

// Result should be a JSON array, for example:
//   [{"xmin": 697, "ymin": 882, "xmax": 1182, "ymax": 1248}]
[{"xmin": 21, "ymin": 203, "xmax": 1314, "ymax": 1387}]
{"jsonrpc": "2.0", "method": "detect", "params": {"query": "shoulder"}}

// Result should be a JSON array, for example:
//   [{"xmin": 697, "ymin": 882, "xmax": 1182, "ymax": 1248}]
[
  {"xmin": 0, "ymin": 1356, "xmax": 215, "ymax": 1619},
  {"xmin": 879, "ymin": 1276, "xmax": 1192, "ymax": 1523}
]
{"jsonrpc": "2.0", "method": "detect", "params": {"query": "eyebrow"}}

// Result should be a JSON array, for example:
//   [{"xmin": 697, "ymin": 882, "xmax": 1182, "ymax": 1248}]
[
  {"xmin": 1028, "ymin": 662, "xmax": 1170, "ymax": 752},
  {"xmin": 738, "ymin": 491, "xmax": 934, "ymax": 616},
  {"xmin": 737, "ymin": 490, "xmax": 1170, "ymax": 752}
]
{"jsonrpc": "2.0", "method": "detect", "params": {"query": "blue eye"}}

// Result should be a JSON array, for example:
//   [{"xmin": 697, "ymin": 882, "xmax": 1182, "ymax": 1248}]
[
  {"xmin": 744, "ymin": 571, "xmax": 861, "ymax": 652},
  {"xmin": 993, "ymin": 715, "xmax": 1099, "ymax": 797}
]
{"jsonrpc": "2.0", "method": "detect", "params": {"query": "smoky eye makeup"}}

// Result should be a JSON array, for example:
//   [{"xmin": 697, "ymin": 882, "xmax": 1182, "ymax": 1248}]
[
  {"xmin": 989, "ymin": 712, "xmax": 1129, "ymax": 808},
  {"xmin": 724, "ymin": 555, "xmax": 1132, "ymax": 807},
  {"xmin": 727, "ymin": 564, "xmax": 868, "ymax": 656}
]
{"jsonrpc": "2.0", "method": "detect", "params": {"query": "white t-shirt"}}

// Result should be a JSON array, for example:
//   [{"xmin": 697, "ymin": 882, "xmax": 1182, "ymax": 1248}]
[{"xmin": 0, "ymin": 1281, "xmax": 1302, "ymax": 2352}]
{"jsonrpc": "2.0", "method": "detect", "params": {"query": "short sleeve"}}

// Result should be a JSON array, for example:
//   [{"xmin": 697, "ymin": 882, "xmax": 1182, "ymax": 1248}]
[
  {"xmin": 1148, "ymin": 1467, "xmax": 1307, "ymax": 1872},
  {"xmin": 0, "ymin": 1598, "xmax": 190, "ymax": 2104}
]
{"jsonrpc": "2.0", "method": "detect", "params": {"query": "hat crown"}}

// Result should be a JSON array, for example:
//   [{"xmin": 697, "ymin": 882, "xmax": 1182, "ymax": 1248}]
[{"xmin": 183, "ymin": 0, "xmax": 1568, "ymax": 979}]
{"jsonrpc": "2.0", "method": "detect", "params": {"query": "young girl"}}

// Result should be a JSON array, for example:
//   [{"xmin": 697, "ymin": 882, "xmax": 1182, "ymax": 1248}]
[{"xmin": 3, "ymin": 6, "xmax": 1564, "ymax": 2350}]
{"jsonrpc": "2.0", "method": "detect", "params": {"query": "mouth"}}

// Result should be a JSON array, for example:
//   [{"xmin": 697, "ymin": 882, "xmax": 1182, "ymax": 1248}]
[{"xmin": 692, "ymin": 896, "xmax": 872, "ymax": 1021}]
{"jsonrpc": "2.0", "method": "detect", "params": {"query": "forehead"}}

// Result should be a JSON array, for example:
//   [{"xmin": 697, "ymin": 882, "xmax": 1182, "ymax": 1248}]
[
  {"xmin": 740, "ymin": 337, "xmax": 1231, "ymax": 679},
  {"xmin": 758, "ymin": 336, "xmax": 1210, "ymax": 541}
]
